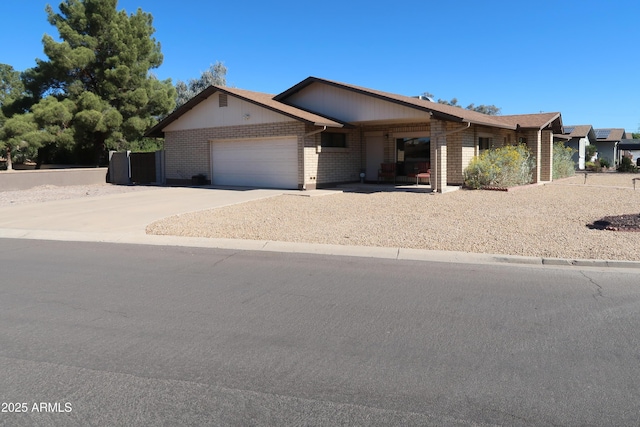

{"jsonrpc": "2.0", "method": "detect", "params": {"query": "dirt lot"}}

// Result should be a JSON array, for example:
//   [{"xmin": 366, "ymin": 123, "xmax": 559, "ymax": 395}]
[{"xmin": 146, "ymin": 173, "xmax": 640, "ymax": 261}]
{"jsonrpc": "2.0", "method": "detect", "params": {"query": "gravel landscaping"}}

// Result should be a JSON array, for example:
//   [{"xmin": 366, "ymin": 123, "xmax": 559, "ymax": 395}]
[{"xmin": 147, "ymin": 173, "xmax": 640, "ymax": 261}]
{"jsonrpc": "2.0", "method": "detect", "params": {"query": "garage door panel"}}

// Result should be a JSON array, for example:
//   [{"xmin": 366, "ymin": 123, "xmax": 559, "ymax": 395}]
[{"xmin": 211, "ymin": 138, "xmax": 298, "ymax": 189}]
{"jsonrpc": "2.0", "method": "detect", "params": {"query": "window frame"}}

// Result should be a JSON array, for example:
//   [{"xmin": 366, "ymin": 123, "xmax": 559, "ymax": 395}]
[
  {"xmin": 478, "ymin": 137, "xmax": 491, "ymax": 152},
  {"xmin": 320, "ymin": 132, "xmax": 347, "ymax": 148}
]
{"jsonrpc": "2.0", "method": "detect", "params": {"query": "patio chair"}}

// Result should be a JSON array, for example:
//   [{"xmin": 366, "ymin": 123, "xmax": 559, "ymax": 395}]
[
  {"xmin": 377, "ymin": 163, "xmax": 396, "ymax": 184},
  {"xmin": 407, "ymin": 162, "xmax": 431, "ymax": 186}
]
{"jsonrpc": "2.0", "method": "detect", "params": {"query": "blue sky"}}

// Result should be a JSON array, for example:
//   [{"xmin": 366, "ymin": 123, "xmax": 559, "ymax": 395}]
[{"xmin": 1, "ymin": 1, "xmax": 639, "ymax": 132}]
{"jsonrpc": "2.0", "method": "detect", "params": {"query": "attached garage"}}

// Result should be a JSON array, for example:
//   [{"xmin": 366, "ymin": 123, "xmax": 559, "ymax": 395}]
[{"xmin": 210, "ymin": 137, "xmax": 298, "ymax": 189}]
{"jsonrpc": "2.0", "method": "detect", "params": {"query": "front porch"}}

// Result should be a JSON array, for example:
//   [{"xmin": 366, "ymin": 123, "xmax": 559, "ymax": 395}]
[{"xmin": 361, "ymin": 118, "xmax": 557, "ymax": 192}]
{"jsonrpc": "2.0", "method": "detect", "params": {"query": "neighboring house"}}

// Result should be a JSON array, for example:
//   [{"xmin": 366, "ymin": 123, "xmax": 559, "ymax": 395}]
[
  {"xmin": 554, "ymin": 125, "xmax": 595, "ymax": 170},
  {"xmin": 592, "ymin": 128, "xmax": 627, "ymax": 166},
  {"xmin": 146, "ymin": 77, "xmax": 562, "ymax": 192}
]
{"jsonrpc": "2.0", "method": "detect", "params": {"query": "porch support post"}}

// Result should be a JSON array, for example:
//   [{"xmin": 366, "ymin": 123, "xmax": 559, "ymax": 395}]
[
  {"xmin": 431, "ymin": 119, "xmax": 447, "ymax": 193},
  {"xmin": 540, "ymin": 130, "xmax": 553, "ymax": 182},
  {"xmin": 530, "ymin": 129, "xmax": 542, "ymax": 183}
]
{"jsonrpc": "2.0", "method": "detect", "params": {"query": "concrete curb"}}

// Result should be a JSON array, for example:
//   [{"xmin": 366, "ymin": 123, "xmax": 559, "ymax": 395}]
[{"xmin": 2, "ymin": 228, "xmax": 640, "ymax": 269}]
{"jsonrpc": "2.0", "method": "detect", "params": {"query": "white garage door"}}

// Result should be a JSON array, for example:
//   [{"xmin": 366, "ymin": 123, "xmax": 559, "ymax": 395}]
[{"xmin": 211, "ymin": 137, "xmax": 298, "ymax": 189}]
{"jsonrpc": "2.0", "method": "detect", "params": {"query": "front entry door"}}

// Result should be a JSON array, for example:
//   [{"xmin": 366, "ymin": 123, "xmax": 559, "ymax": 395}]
[{"xmin": 365, "ymin": 135, "xmax": 384, "ymax": 182}]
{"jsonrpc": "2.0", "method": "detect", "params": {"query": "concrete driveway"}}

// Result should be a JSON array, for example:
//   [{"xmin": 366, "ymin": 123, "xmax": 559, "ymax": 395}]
[
  {"xmin": 1, "ymin": 184, "xmax": 638, "ymax": 269},
  {"xmin": 0, "ymin": 186, "xmax": 284, "ymax": 236}
]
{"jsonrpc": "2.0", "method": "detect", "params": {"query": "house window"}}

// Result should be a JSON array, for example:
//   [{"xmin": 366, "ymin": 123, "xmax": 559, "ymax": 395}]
[
  {"xmin": 397, "ymin": 137, "xmax": 430, "ymax": 161},
  {"xmin": 219, "ymin": 93, "xmax": 228, "ymax": 107},
  {"xmin": 321, "ymin": 133, "xmax": 347, "ymax": 148},
  {"xmin": 396, "ymin": 137, "xmax": 430, "ymax": 175},
  {"xmin": 479, "ymin": 137, "xmax": 491, "ymax": 151},
  {"xmin": 518, "ymin": 137, "xmax": 527, "ymax": 144}
]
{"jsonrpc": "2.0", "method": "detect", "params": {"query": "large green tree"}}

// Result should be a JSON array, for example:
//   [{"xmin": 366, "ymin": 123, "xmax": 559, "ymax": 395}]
[
  {"xmin": 0, "ymin": 64, "xmax": 24, "ymax": 115},
  {"xmin": 0, "ymin": 114, "xmax": 38, "ymax": 170},
  {"xmin": 0, "ymin": 64, "xmax": 30, "ymax": 169},
  {"xmin": 25, "ymin": 0, "xmax": 175, "ymax": 164}
]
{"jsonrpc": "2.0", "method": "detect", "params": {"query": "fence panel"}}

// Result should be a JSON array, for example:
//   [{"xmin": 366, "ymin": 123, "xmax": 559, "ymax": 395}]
[{"xmin": 130, "ymin": 152, "xmax": 157, "ymax": 184}]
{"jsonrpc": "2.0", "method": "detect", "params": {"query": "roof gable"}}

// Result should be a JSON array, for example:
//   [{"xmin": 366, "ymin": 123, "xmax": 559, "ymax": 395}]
[
  {"xmin": 276, "ymin": 77, "xmax": 561, "ymax": 131},
  {"xmin": 146, "ymin": 86, "xmax": 344, "ymax": 138}
]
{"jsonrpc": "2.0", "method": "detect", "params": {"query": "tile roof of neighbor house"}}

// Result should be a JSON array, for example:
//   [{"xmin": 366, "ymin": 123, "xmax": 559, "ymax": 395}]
[
  {"xmin": 275, "ymin": 77, "xmax": 563, "ymax": 132},
  {"xmin": 146, "ymin": 77, "xmax": 563, "ymax": 137},
  {"xmin": 145, "ymin": 85, "xmax": 347, "ymax": 138},
  {"xmin": 593, "ymin": 128, "xmax": 627, "ymax": 141}
]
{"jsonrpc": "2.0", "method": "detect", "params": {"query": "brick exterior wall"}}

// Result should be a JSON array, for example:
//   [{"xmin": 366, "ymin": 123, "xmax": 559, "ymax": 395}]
[
  {"xmin": 164, "ymin": 122, "xmax": 306, "ymax": 185},
  {"xmin": 164, "ymin": 119, "xmax": 554, "ymax": 189},
  {"xmin": 305, "ymin": 125, "xmax": 362, "ymax": 188},
  {"xmin": 443, "ymin": 123, "xmax": 476, "ymax": 185},
  {"xmin": 519, "ymin": 129, "xmax": 542, "ymax": 183},
  {"xmin": 164, "ymin": 121, "xmax": 363, "ymax": 189},
  {"xmin": 540, "ymin": 130, "xmax": 553, "ymax": 181},
  {"xmin": 430, "ymin": 119, "xmax": 447, "ymax": 192}
]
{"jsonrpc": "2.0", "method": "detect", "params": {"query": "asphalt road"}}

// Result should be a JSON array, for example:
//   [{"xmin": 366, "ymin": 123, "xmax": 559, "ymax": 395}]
[{"xmin": 1, "ymin": 238, "xmax": 639, "ymax": 426}]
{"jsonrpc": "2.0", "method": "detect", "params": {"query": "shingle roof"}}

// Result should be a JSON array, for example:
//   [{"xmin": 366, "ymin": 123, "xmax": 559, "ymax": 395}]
[
  {"xmin": 145, "ymin": 85, "xmax": 346, "ymax": 138},
  {"xmin": 492, "ymin": 113, "xmax": 563, "ymax": 130},
  {"xmin": 554, "ymin": 125, "xmax": 593, "ymax": 138},
  {"xmin": 146, "ymin": 77, "xmax": 563, "ymax": 138},
  {"xmin": 275, "ymin": 77, "xmax": 562, "ymax": 131},
  {"xmin": 593, "ymin": 128, "xmax": 627, "ymax": 141}
]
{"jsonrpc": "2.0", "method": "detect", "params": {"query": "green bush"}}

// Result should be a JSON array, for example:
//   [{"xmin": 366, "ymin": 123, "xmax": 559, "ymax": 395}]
[
  {"xmin": 553, "ymin": 142, "xmax": 576, "ymax": 179},
  {"xmin": 598, "ymin": 158, "xmax": 611, "ymax": 168},
  {"xmin": 464, "ymin": 144, "xmax": 534, "ymax": 189},
  {"xmin": 617, "ymin": 156, "xmax": 638, "ymax": 173}
]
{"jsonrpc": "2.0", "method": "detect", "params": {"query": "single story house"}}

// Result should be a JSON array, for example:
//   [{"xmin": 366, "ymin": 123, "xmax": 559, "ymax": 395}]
[
  {"xmin": 554, "ymin": 125, "xmax": 595, "ymax": 170},
  {"xmin": 592, "ymin": 128, "xmax": 628, "ymax": 166},
  {"xmin": 146, "ymin": 77, "xmax": 563, "ymax": 192}
]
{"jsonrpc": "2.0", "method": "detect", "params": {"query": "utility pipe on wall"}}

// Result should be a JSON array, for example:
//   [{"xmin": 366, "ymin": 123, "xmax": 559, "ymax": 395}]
[{"xmin": 304, "ymin": 125, "xmax": 327, "ymax": 138}]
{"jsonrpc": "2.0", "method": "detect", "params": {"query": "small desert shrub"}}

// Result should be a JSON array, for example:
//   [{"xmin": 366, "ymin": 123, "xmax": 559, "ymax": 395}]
[
  {"xmin": 464, "ymin": 144, "xmax": 534, "ymax": 189},
  {"xmin": 617, "ymin": 156, "xmax": 638, "ymax": 173},
  {"xmin": 553, "ymin": 142, "xmax": 576, "ymax": 179}
]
